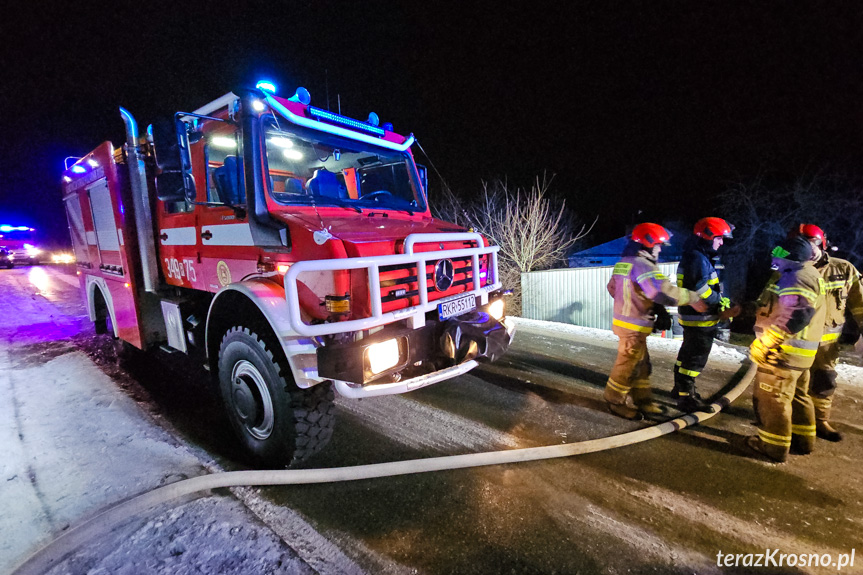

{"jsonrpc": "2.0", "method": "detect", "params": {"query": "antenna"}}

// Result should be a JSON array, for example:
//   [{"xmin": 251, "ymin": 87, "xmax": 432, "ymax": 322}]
[
  {"xmin": 337, "ymin": 94, "xmax": 341, "ymax": 115},
  {"xmin": 325, "ymin": 69, "xmax": 330, "ymax": 111}
]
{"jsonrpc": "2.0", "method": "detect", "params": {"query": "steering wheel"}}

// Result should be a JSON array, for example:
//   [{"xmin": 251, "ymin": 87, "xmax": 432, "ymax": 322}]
[{"xmin": 362, "ymin": 190, "xmax": 393, "ymax": 201}]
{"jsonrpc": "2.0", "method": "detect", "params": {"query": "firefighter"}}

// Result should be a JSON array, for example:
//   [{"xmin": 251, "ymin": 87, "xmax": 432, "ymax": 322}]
[
  {"xmin": 748, "ymin": 235, "xmax": 826, "ymax": 462},
  {"xmin": 605, "ymin": 223, "xmax": 708, "ymax": 420},
  {"xmin": 796, "ymin": 224, "xmax": 863, "ymax": 442},
  {"xmin": 673, "ymin": 217, "xmax": 737, "ymax": 412}
]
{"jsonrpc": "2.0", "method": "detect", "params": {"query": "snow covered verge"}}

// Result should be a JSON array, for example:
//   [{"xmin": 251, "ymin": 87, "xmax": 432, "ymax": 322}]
[{"xmin": 510, "ymin": 316, "xmax": 863, "ymax": 389}]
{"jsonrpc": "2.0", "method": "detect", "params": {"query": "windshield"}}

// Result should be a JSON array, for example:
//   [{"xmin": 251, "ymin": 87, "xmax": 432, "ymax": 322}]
[{"xmin": 262, "ymin": 117, "xmax": 426, "ymax": 213}]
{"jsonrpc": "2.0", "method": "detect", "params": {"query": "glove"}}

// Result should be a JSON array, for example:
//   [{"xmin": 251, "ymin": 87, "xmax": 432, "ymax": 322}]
[
  {"xmin": 719, "ymin": 304, "xmax": 742, "ymax": 321},
  {"xmin": 719, "ymin": 297, "xmax": 732, "ymax": 312},
  {"xmin": 748, "ymin": 327, "xmax": 787, "ymax": 366},
  {"xmin": 653, "ymin": 305, "xmax": 672, "ymax": 331}
]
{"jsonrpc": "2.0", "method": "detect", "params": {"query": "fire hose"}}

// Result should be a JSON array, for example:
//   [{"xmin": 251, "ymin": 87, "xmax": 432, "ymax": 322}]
[{"xmin": 12, "ymin": 361, "xmax": 756, "ymax": 575}]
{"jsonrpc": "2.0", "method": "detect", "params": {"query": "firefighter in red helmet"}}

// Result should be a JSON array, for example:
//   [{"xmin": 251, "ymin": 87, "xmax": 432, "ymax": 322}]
[
  {"xmin": 748, "ymin": 235, "xmax": 826, "ymax": 462},
  {"xmin": 796, "ymin": 224, "xmax": 863, "ymax": 442},
  {"xmin": 605, "ymin": 223, "xmax": 709, "ymax": 420},
  {"xmin": 673, "ymin": 217, "xmax": 738, "ymax": 412}
]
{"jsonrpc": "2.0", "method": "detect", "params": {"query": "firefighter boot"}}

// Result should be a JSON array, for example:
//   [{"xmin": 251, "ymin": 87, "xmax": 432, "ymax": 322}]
[
  {"xmin": 630, "ymin": 381, "xmax": 666, "ymax": 417},
  {"xmin": 813, "ymin": 398, "xmax": 843, "ymax": 442},
  {"xmin": 745, "ymin": 435, "xmax": 787, "ymax": 463},
  {"xmin": 677, "ymin": 392, "xmax": 716, "ymax": 414},
  {"xmin": 816, "ymin": 421, "xmax": 843, "ymax": 442},
  {"xmin": 604, "ymin": 380, "xmax": 642, "ymax": 421}
]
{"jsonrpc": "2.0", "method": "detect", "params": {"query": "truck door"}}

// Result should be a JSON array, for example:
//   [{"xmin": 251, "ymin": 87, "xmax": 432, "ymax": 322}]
[
  {"xmin": 87, "ymin": 178, "xmax": 123, "ymax": 273},
  {"xmin": 195, "ymin": 122, "xmax": 258, "ymax": 292}
]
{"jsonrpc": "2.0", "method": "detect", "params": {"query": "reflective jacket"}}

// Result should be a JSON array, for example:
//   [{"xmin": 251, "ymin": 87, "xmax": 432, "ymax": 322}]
[
  {"xmin": 816, "ymin": 255, "xmax": 863, "ymax": 345},
  {"xmin": 676, "ymin": 237, "xmax": 723, "ymax": 327},
  {"xmin": 608, "ymin": 243, "xmax": 699, "ymax": 334},
  {"xmin": 755, "ymin": 256, "xmax": 826, "ymax": 369}
]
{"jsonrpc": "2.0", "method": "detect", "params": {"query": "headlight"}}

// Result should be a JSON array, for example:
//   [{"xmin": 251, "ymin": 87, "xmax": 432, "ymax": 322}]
[
  {"xmin": 51, "ymin": 253, "xmax": 74, "ymax": 264},
  {"xmin": 365, "ymin": 338, "xmax": 403, "ymax": 375},
  {"xmin": 488, "ymin": 299, "xmax": 505, "ymax": 320},
  {"xmin": 26, "ymin": 247, "xmax": 41, "ymax": 256}
]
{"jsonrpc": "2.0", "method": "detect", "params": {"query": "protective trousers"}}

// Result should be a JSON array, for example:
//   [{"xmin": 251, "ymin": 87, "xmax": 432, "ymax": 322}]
[
  {"xmin": 752, "ymin": 365, "xmax": 816, "ymax": 462},
  {"xmin": 809, "ymin": 341, "xmax": 841, "ymax": 422},
  {"xmin": 605, "ymin": 330, "xmax": 653, "ymax": 410},
  {"xmin": 673, "ymin": 326, "xmax": 716, "ymax": 397}
]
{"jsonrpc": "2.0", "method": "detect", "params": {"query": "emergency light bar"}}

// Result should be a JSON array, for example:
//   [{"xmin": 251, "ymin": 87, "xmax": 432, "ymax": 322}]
[
  {"xmin": 0, "ymin": 226, "xmax": 33, "ymax": 232},
  {"xmin": 308, "ymin": 106, "xmax": 386, "ymax": 137},
  {"xmin": 264, "ymin": 93, "xmax": 415, "ymax": 153}
]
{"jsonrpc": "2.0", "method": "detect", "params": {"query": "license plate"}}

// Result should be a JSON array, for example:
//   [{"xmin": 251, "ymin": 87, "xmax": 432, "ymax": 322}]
[{"xmin": 438, "ymin": 294, "xmax": 476, "ymax": 320}]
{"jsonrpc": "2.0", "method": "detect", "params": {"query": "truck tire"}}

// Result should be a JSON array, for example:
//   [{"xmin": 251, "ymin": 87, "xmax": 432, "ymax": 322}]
[{"xmin": 217, "ymin": 326, "xmax": 335, "ymax": 467}]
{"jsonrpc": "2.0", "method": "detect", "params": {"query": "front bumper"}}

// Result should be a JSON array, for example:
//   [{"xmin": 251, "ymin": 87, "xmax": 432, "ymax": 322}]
[{"xmin": 317, "ymin": 311, "xmax": 515, "ymax": 398}]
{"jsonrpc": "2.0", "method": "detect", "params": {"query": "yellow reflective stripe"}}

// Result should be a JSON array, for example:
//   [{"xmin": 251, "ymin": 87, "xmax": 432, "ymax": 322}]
[
  {"xmin": 675, "ymin": 360, "xmax": 682, "ymax": 366},
  {"xmin": 824, "ymin": 281, "xmax": 845, "ymax": 290},
  {"xmin": 758, "ymin": 429, "xmax": 792, "ymax": 446},
  {"xmin": 707, "ymin": 278, "xmax": 720, "ymax": 286},
  {"xmin": 697, "ymin": 285, "xmax": 713, "ymax": 298},
  {"xmin": 612, "ymin": 318, "xmax": 653, "ymax": 333},
  {"xmin": 780, "ymin": 344, "xmax": 818, "ymax": 358},
  {"xmin": 637, "ymin": 270, "xmax": 664, "ymax": 283},
  {"xmin": 791, "ymin": 424, "xmax": 816, "ymax": 436},
  {"xmin": 778, "ymin": 287, "xmax": 818, "ymax": 303},
  {"xmin": 607, "ymin": 378, "xmax": 630, "ymax": 393},
  {"xmin": 613, "ymin": 262, "xmax": 633, "ymax": 276},
  {"xmin": 679, "ymin": 319, "xmax": 719, "ymax": 327},
  {"xmin": 678, "ymin": 367, "xmax": 700, "ymax": 377},
  {"xmin": 622, "ymin": 279, "xmax": 632, "ymax": 316},
  {"xmin": 821, "ymin": 332, "xmax": 841, "ymax": 342},
  {"xmin": 630, "ymin": 379, "xmax": 650, "ymax": 389}
]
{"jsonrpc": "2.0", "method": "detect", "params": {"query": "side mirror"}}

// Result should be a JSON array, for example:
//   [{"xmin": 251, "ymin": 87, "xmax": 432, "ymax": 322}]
[{"xmin": 151, "ymin": 117, "xmax": 197, "ymax": 202}]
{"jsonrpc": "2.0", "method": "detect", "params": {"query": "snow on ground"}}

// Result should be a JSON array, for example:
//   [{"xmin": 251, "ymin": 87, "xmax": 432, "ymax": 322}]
[{"xmin": 510, "ymin": 316, "xmax": 863, "ymax": 388}]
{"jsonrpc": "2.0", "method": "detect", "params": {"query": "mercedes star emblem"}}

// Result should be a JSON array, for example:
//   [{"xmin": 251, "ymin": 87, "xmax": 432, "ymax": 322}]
[{"xmin": 433, "ymin": 259, "xmax": 455, "ymax": 291}]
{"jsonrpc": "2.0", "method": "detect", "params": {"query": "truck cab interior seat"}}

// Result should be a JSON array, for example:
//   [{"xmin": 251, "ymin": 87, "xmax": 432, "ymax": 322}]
[
  {"xmin": 307, "ymin": 168, "xmax": 347, "ymax": 199},
  {"xmin": 214, "ymin": 156, "xmax": 245, "ymax": 204}
]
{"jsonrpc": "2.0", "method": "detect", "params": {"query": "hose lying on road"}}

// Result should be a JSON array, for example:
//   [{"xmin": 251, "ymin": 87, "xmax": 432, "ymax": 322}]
[{"xmin": 13, "ymin": 361, "xmax": 757, "ymax": 575}]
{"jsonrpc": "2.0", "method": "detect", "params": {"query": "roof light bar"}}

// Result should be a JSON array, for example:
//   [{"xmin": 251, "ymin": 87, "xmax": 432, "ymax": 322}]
[
  {"xmin": 308, "ymin": 106, "xmax": 386, "ymax": 137},
  {"xmin": 264, "ymin": 94, "xmax": 415, "ymax": 153}
]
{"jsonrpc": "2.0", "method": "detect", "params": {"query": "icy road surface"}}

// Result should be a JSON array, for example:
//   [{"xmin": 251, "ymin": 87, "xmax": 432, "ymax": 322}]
[{"xmin": 2, "ymin": 265, "xmax": 863, "ymax": 575}]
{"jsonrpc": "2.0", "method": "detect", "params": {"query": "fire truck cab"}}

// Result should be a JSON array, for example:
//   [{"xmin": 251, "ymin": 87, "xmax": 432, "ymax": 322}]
[{"xmin": 61, "ymin": 83, "xmax": 512, "ymax": 467}]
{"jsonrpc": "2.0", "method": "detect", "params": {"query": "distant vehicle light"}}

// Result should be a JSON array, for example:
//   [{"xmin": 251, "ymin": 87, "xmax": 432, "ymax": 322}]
[
  {"xmin": 52, "ymin": 253, "xmax": 75, "ymax": 264},
  {"xmin": 211, "ymin": 137, "xmax": 237, "ymax": 149},
  {"xmin": 255, "ymin": 80, "xmax": 278, "ymax": 94},
  {"xmin": 0, "ymin": 225, "xmax": 31, "ymax": 232}
]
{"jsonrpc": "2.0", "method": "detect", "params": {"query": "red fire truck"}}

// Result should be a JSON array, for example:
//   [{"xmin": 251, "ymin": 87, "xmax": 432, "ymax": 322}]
[{"xmin": 61, "ymin": 83, "xmax": 513, "ymax": 466}]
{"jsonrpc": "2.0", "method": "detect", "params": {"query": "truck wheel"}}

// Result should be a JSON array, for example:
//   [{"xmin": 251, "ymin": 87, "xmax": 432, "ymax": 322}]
[{"xmin": 217, "ymin": 326, "xmax": 335, "ymax": 467}]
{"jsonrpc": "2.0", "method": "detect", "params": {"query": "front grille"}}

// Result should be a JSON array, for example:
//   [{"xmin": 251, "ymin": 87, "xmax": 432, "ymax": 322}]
[{"xmin": 379, "ymin": 256, "xmax": 476, "ymax": 309}]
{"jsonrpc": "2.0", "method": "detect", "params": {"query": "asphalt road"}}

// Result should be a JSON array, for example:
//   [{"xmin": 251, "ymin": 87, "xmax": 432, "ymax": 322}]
[{"xmin": 2, "ymin": 265, "xmax": 862, "ymax": 575}]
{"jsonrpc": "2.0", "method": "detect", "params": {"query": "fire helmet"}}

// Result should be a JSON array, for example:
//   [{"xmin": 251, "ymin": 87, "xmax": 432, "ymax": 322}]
[
  {"xmin": 795, "ymin": 223, "xmax": 826, "ymax": 247},
  {"xmin": 631, "ymin": 223, "xmax": 672, "ymax": 248},
  {"xmin": 694, "ymin": 217, "xmax": 734, "ymax": 240}
]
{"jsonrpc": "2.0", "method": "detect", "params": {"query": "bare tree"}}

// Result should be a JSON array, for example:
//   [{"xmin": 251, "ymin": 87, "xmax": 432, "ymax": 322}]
[
  {"xmin": 719, "ymin": 169, "xmax": 863, "ymax": 301},
  {"xmin": 433, "ymin": 173, "xmax": 595, "ymax": 315}
]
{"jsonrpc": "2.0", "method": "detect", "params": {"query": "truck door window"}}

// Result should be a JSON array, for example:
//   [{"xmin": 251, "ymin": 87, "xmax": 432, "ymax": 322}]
[{"xmin": 205, "ymin": 127, "xmax": 245, "ymax": 205}]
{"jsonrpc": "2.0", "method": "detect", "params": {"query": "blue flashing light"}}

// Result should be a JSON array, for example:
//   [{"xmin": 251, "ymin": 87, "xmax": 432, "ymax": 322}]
[
  {"xmin": 70, "ymin": 165, "xmax": 87, "ymax": 174},
  {"xmin": 383, "ymin": 122, "xmax": 394, "ymax": 132},
  {"xmin": 367, "ymin": 112, "xmax": 380, "ymax": 127},
  {"xmin": 256, "ymin": 80, "xmax": 278, "ymax": 94},
  {"xmin": 0, "ymin": 225, "xmax": 32, "ymax": 232},
  {"xmin": 308, "ymin": 106, "xmax": 386, "ymax": 137}
]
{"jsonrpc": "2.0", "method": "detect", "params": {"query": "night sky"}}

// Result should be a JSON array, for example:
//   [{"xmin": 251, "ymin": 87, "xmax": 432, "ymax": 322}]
[{"xmin": 2, "ymin": 2, "xmax": 862, "ymax": 247}]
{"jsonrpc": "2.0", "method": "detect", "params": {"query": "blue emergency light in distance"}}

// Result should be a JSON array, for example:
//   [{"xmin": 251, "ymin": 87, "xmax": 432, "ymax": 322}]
[
  {"xmin": 308, "ymin": 106, "xmax": 386, "ymax": 137},
  {"xmin": 256, "ymin": 80, "xmax": 278, "ymax": 94}
]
